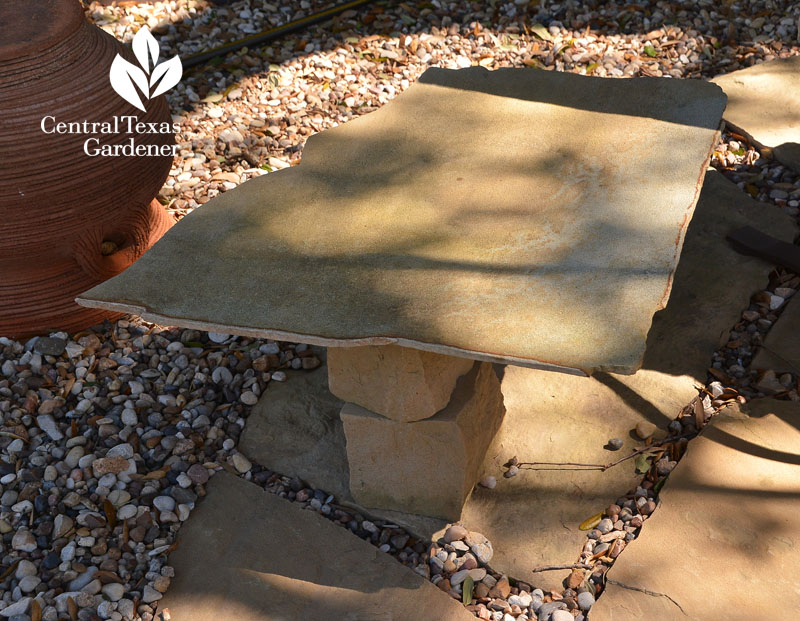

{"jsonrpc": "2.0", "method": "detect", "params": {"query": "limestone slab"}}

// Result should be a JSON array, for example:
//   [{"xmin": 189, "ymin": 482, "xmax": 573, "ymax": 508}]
[
  {"xmin": 751, "ymin": 295, "xmax": 800, "ymax": 373},
  {"xmin": 78, "ymin": 67, "xmax": 725, "ymax": 375},
  {"xmin": 454, "ymin": 171, "xmax": 797, "ymax": 591},
  {"xmin": 590, "ymin": 400, "xmax": 800, "ymax": 621},
  {"xmin": 239, "ymin": 359, "xmax": 350, "ymax": 497},
  {"xmin": 328, "ymin": 344, "xmax": 474, "ymax": 422},
  {"xmin": 712, "ymin": 56, "xmax": 800, "ymax": 163},
  {"xmin": 158, "ymin": 472, "xmax": 473, "ymax": 621},
  {"xmin": 341, "ymin": 362, "xmax": 505, "ymax": 521},
  {"xmin": 458, "ymin": 364, "xmax": 682, "ymax": 592},
  {"xmin": 239, "ymin": 356, "xmax": 447, "ymax": 538}
]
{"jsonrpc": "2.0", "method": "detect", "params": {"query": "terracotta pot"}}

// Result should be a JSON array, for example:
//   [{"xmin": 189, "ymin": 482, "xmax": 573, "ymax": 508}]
[{"xmin": 0, "ymin": 0, "xmax": 175, "ymax": 338}]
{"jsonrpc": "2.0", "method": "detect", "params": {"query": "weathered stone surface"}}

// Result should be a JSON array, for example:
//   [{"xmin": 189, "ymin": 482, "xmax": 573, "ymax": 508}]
[
  {"xmin": 78, "ymin": 67, "xmax": 725, "ymax": 375},
  {"xmin": 240, "ymin": 356, "xmax": 349, "ymax": 497},
  {"xmin": 591, "ymin": 400, "xmax": 800, "ymax": 621},
  {"xmin": 158, "ymin": 472, "xmax": 473, "ymax": 621},
  {"xmin": 644, "ymin": 170, "xmax": 796, "ymax": 381},
  {"xmin": 454, "ymin": 173, "xmax": 796, "ymax": 590},
  {"xmin": 240, "ymin": 353, "xmax": 447, "ymax": 538},
  {"xmin": 751, "ymin": 295, "xmax": 800, "ymax": 373},
  {"xmin": 712, "ymin": 56, "xmax": 800, "ymax": 164},
  {"xmin": 773, "ymin": 142, "xmax": 800, "ymax": 173},
  {"xmin": 457, "ymin": 364, "xmax": 680, "ymax": 592},
  {"xmin": 328, "ymin": 344, "xmax": 474, "ymax": 422},
  {"xmin": 342, "ymin": 362, "xmax": 505, "ymax": 520}
]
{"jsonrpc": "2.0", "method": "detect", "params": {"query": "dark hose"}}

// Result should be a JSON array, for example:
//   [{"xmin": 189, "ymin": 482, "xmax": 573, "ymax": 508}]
[{"xmin": 182, "ymin": 0, "xmax": 379, "ymax": 70}]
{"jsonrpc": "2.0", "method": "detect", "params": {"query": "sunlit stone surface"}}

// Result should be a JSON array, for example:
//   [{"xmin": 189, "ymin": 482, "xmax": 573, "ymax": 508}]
[{"xmin": 78, "ymin": 67, "xmax": 725, "ymax": 374}]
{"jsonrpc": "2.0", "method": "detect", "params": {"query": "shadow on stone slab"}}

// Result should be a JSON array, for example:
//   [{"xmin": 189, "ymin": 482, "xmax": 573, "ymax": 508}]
[
  {"xmin": 453, "ymin": 170, "xmax": 796, "ymax": 591},
  {"xmin": 240, "ymin": 173, "xmax": 796, "ymax": 591},
  {"xmin": 457, "ymin": 364, "xmax": 676, "ymax": 592},
  {"xmin": 239, "ymin": 353, "xmax": 447, "ymax": 539},
  {"xmin": 773, "ymin": 142, "xmax": 800, "ymax": 174},
  {"xmin": 79, "ymin": 67, "xmax": 725, "ymax": 376},
  {"xmin": 751, "ymin": 295, "xmax": 800, "ymax": 374},
  {"xmin": 641, "ymin": 170, "xmax": 796, "ymax": 381},
  {"xmin": 590, "ymin": 400, "xmax": 800, "ymax": 621},
  {"xmin": 158, "ymin": 472, "xmax": 473, "ymax": 621}
]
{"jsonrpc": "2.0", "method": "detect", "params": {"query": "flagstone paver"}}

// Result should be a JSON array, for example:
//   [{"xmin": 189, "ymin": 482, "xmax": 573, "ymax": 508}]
[
  {"xmin": 751, "ymin": 294, "xmax": 800, "ymax": 373},
  {"xmin": 590, "ymin": 399, "xmax": 800, "ymax": 621},
  {"xmin": 157, "ymin": 471, "xmax": 474, "ymax": 621},
  {"xmin": 712, "ymin": 56, "xmax": 800, "ymax": 171},
  {"xmin": 639, "ymin": 170, "xmax": 796, "ymax": 381},
  {"xmin": 78, "ymin": 67, "xmax": 725, "ymax": 375}
]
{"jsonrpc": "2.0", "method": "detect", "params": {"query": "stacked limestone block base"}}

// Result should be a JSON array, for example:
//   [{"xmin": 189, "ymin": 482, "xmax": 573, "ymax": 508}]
[{"xmin": 329, "ymin": 345, "xmax": 506, "ymax": 521}]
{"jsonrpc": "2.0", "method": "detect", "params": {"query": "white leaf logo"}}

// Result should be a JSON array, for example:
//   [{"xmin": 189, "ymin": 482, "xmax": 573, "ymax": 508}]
[{"xmin": 109, "ymin": 27, "xmax": 183, "ymax": 111}]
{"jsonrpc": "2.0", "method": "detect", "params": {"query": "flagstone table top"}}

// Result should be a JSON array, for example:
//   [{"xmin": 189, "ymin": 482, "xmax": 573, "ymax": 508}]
[{"xmin": 78, "ymin": 67, "xmax": 725, "ymax": 375}]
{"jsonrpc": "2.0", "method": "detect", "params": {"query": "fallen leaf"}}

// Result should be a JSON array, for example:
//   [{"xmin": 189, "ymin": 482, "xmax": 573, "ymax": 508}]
[
  {"xmin": 31, "ymin": 600, "xmax": 41, "ymax": 621},
  {"xmin": 579, "ymin": 512, "xmax": 603, "ymax": 531},
  {"xmin": 462, "ymin": 575, "xmax": 474, "ymax": 605},
  {"xmin": 634, "ymin": 453, "xmax": 651, "ymax": 474},
  {"xmin": 95, "ymin": 570, "xmax": 124, "ymax": 584},
  {"xmin": 104, "ymin": 499, "xmax": 117, "ymax": 529},
  {"xmin": 0, "ymin": 559, "xmax": 21, "ymax": 581},
  {"xmin": 530, "ymin": 23, "xmax": 553, "ymax": 41},
  {"xmin": 644, "ymin": 44, "xmax": 659, "ymax": 57}
]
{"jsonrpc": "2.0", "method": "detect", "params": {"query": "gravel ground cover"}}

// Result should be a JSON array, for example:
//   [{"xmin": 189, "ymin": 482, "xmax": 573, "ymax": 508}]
[{"xmin": 1, "ymin": 1, "xmax": 799, "ymax": 620}]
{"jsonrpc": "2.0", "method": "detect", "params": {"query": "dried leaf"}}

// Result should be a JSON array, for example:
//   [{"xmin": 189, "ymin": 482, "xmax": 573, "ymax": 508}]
[
  {"xmin": 707, "ymin": 367, "xmax": 730, "ymax": 382},
  {"xmin": 95, "ymin": 569, "xmax": 124, "ymax": 583},
  {"xmin": 31, "ymin": 599, "xmax": 41, "ymax": 621},
  {"xmin": 462, "ymin": 575, "xmax": 474, "ymax": 606},
  {"xmin": 653, "ymin": 478, "xmax": 667, "ymax": 494},
  {"xmin": 143, "ymin": 469, "xmax": 168, "ymax": 480},
  {"xmin": 166, "ymin": 538, "xmax": 181, "ymax": 554},
  {"xmin": 0, "ymin": 431, "xmax": 28, "ymax": 443},
  {"xmin": 579, "ymin": 512, "xmax": 603, "ymax": 531},
  {"xmin": 634, "ymin": 453, "xmax": 651, "ymax": 474},
  {"xmin": 68, "ymin": 596, "xmax": 78, "ymax": 621},
  {"xmin": 530, "ymin": 23, "xmax": 553, "ymax": 41},
  {"xmin": 0, "ymin": 559, "xmax": 21, "ymax": 581},
  {"xmin": 104, "ymin": 499, "xmax": 117, "ymax": 529},
  {"xmin": 694, "ymin": 398, "xmax": 707, "ymax": 427}
]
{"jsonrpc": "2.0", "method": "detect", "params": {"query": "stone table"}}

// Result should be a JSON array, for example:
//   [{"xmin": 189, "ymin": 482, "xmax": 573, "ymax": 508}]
[{"xmin": 78, "ymin": 67, "xmax": 726, "ymax": 520}]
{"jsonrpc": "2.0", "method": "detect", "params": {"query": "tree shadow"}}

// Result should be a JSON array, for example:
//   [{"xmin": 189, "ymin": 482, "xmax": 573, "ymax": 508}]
[{"xmin": 79, "ymin": 63, "xmax": 723, "ymax": 377}]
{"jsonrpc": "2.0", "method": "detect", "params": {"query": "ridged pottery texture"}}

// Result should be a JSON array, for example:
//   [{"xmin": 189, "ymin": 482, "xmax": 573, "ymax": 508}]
[{"xmin": 0, "ymin": 0, "xmax": 175, "ymax": 338}]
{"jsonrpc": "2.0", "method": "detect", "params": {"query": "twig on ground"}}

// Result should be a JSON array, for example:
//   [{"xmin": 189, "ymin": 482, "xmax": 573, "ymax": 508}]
[
  {"xmin": 517, "ymin": 443, "xmax": 668, "ymax": 472},
  {"xmin": 531, "ymin": 563, "xmax": 593, "ymax": 573}
]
